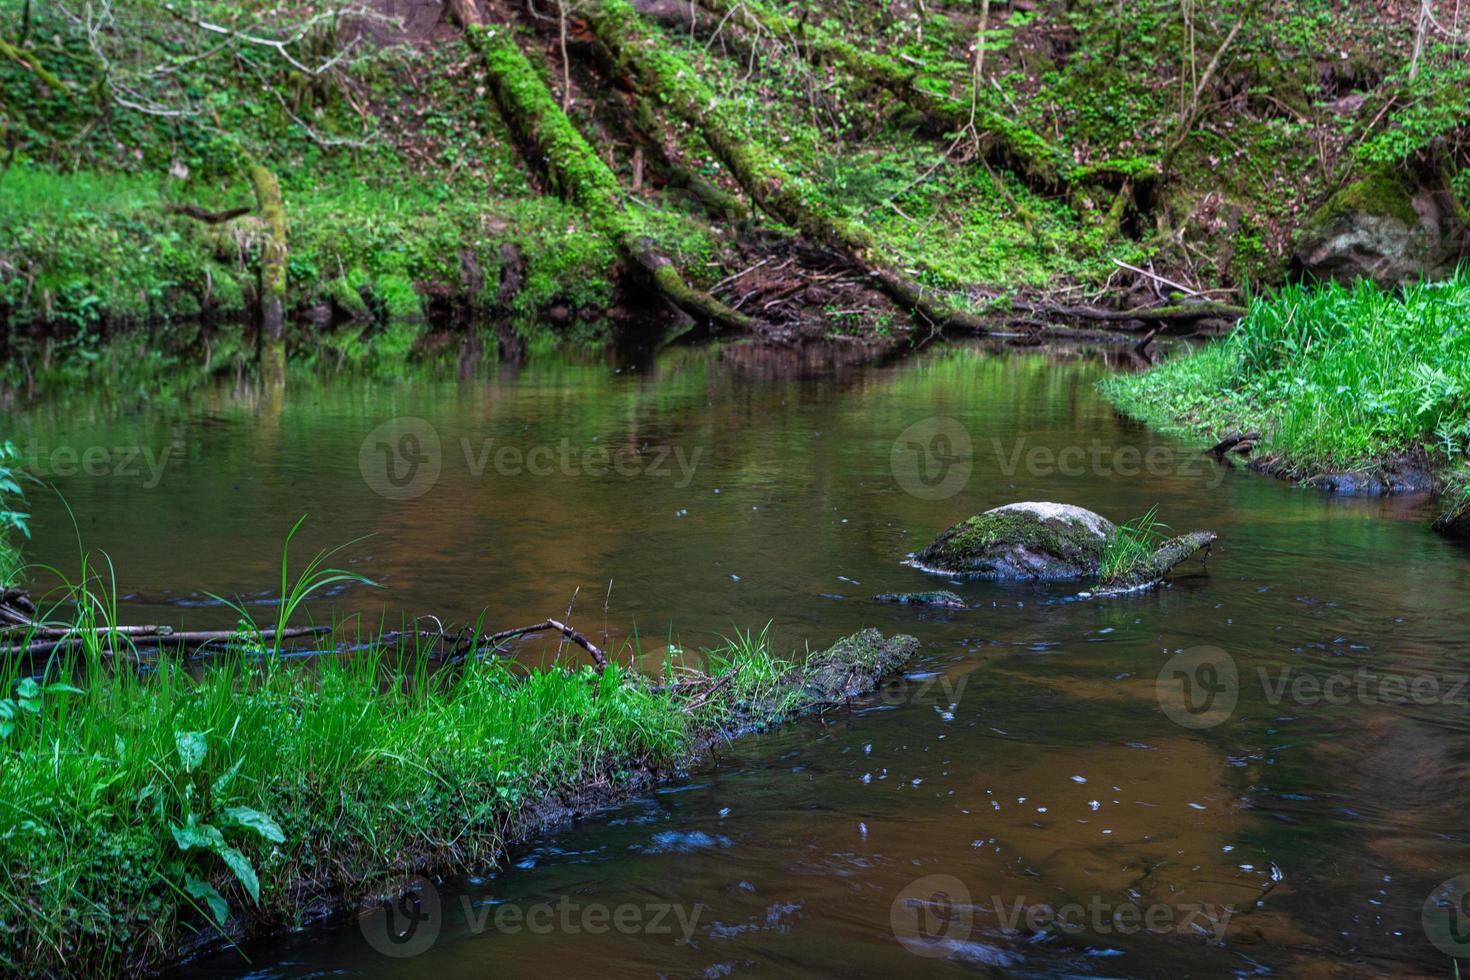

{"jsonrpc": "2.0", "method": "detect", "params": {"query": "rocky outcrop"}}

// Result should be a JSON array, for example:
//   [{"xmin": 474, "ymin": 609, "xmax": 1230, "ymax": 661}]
[
  {"xmin": 1294, "ymin": 171, "xmax": 1467, "ymax": 287},
  {"xmin": 910, "ymin": 502, "xmax": 1215, "ymax": 588}
]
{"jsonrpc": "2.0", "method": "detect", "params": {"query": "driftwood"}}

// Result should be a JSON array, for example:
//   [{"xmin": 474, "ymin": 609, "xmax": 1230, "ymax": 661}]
[
  {"xmin": 167, "ymin": 204, "xmax": 254, "ymax": 225},
  {"xmin": 1010, "ymin": 298, "xmax": 1247, "ymax": 325},
  {"xmin": 1, "ymin": 613, "xmax": 611, "ymax": 673},
  {"xmin": 2, "ymin": 625, "xmax": 330, "ymax": 659},
  {"xmin": 1206, "ymin": 431, "xmax": 1261, "ymax": 457},
  {"xmin": 0, "ymin": 588, "xmax": 36, "ymax": 627}
]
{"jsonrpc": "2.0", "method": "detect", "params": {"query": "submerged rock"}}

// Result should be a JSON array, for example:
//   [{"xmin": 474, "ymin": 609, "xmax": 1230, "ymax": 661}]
[
  {"xmin": 913, "ymin": 502, "xmax": 1116, "ymax": 580},
  {"xmin": 911, "ymin": 501, "xmax": 1215, "ymax": 588},
  {"xmin": 872, "ymin": 590, "xmax": 967, "ymax": 609},
  {"xmin": 799, "ymin": 629, "xmax": 921, "ymax": 705},
  {"xmin": 1433, "ymin": 502, "xmax": 1470, "ymax": 542}
]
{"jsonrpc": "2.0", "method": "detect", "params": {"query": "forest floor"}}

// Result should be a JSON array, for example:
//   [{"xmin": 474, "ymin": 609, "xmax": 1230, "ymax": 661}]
[{"xmin": 0, "ymin": 0, "xmax": 1452, "ymax": 383}]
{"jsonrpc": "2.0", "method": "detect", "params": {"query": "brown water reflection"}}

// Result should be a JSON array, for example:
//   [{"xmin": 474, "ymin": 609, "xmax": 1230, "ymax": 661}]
[{"xmin": 8, "ymin": 339, "xmax": 1470, "ymax": 977}]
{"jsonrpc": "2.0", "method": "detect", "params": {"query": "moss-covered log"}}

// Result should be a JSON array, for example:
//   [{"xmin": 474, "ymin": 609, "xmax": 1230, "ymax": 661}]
[
  {"xmin": 579, "ymin": 0, "xmax": 1020, "ymax": 335},
  {"xmin": 249, "ymin": 164, "xmax": 288, "ymax": 345},
  {"xmin": 689, "ymin": 0, "xmax": 1068, "ymax": 193},
  {"xmin": 467, "ymin": 25, "xmax": 753, "ymax": 333}
]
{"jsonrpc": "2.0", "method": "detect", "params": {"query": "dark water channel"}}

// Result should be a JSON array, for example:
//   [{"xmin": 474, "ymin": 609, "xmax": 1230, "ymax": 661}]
[{"xmin": 10, "ymin": 340, "xmax": 1470, "ymax": 977}]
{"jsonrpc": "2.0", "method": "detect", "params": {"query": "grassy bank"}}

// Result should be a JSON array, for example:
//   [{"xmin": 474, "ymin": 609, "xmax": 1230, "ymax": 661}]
[
  {"xmin": 1101, "ymin": 272, "xmax": 1470, "ymax": 504},
  {"xmin": 0, "ymin": 538, "xmax": 916, "ymax": 975}
]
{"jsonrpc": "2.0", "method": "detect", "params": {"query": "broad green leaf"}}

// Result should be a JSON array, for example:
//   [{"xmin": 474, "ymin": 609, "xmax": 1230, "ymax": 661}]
[
  {"xmin": 222, "ymin": 806, "xmax": 285, "ymax": 844},
  {"xmin": 184, "ymin": 875, "xmax": 229, "ymax": 927},
  {"xmin": 15, "ymin": 678, "xmax": 39, "ymax": 700},
  {"xmin": 219, "ymin": 847, "xmax": 260, "ymax": 903},
  {"xmin": 175, "ymin": 730, "xmax": 208, "ymax": 772},
  {"xmin": 211, "ymin": 758, "xmax": 244, "ymax": 799},
  {"xmin": 170, "ymin": 820, "xmax": 225, "ymax": 852}
]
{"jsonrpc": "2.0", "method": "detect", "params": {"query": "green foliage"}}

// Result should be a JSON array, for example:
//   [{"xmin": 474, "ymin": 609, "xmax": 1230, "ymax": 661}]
[
  {"xmin": 1361, "ymin": 59, "xmax": 1470, "ymax": 166},
  {"xmin": 1102, "ymin": 272, "xmax": 1470, "ymax": 472},
  {"xmin": 0, "ymin": 522, "xmax": 827, "ymax": 974},
  {"xmin": 1097, "ymin": 506, "xmax": 1167, "ymax": 586},
  {"xmin": 0, "ymin": 440, "xmax": 29, "ymax": 586}
]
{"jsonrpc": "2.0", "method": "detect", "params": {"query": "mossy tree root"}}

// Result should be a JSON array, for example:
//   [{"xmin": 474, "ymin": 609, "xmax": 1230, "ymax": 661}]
[
  {"xmin": 688, "ymin": 0, "xmax": 1069, "ymax": 194},
  {"xmin": 467, "ymin": 25, "xmax": 753, "ymax": 333},
  {"xmin": 581, "ymin": 0, "xmax": 1043, "ymax": 336}
]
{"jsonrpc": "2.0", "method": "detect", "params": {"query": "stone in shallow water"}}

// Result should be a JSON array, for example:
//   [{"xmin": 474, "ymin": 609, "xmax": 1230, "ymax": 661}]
[
  {"xmin": 912, "ymin": 502, "xmax": 1116, "ymax": 580},
  {"xmin": 911, "ymin": 501, "xmax": 1215, "ymax": 588},
  {"xmin": 872, "ymin": 590, "xmax": 967, "ymax": 608}
]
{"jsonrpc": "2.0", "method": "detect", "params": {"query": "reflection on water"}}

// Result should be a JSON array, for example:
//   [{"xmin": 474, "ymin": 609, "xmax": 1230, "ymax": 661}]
[{"xmin": 9, "ymin": 340, "xmax": 1470, "ymax": 977}]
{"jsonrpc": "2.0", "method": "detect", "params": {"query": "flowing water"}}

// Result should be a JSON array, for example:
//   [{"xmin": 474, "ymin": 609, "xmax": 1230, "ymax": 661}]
[{"xmin": 11, "ymin": 340, "xmax": 1470, "ymax": 978}]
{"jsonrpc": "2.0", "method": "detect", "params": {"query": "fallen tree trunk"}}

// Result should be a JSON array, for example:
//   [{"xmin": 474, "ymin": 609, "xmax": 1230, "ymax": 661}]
[
  {"xmin": 578, "ymin": 0, "xmax": 1036, "ymax": 335},
  {"xmin": 1009, "ymin": 298, "xmax": 1248, "ymax": 325},
  {"xmin": 466, "ymin": 24, "xmax": 753, "ymax": 332},
  {"xmin": 686, "ymin": 0, "xmax": 1069, "ymax": 193}
]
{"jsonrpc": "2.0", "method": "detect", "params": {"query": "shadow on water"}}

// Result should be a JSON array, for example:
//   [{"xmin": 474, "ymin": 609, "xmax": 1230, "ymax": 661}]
[{"xmin": 8, "ymin": 338, "xmax": 1470, "ymax": 977}]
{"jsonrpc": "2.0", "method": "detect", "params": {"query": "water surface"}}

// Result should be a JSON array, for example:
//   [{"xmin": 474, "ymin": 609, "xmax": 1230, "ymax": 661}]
[{"xmin": 10, "ymin": 341, "xmax": 1470, "ymax": 977}]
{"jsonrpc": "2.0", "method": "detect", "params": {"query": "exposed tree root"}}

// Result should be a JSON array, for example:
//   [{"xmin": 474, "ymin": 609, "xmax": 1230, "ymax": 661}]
[{"xmin": 466, "ymin": 23, "xmax": 753, "ymax": 333}]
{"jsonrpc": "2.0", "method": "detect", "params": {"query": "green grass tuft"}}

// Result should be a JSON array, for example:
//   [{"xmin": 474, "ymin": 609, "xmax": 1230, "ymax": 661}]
[{"xmin": 1096, "ymin": 505, "xmax": 1167, "ymax": 586}]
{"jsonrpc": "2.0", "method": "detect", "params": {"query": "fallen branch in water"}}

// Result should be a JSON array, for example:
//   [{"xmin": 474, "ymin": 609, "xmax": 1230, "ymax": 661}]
[
  {"xmin": 2, "ymin": 625, "xmax": 330, "ymax": 659},
  {"xmin": 474, "ymin": 619, "xmax": 608, "ymax": 671}
]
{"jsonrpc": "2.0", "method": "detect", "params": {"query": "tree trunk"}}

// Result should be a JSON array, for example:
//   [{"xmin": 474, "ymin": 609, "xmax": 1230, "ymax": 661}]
[
  {"xmin": 467, "ymin": 25, "xmax": 753, "ymax": 333},
  {"xmin": 249, "ymin": 164, "xmax": 288, "ymax": 346}
]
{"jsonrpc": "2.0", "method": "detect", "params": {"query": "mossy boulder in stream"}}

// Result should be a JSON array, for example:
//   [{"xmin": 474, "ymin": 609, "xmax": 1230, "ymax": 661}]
[
  {"xmin": 913, "ymin": 502, "xmax": 1116, "ymax": 580},
  {"xmin": 911, "ymin": 502, "xmax": 1215, "ymax": 587}
]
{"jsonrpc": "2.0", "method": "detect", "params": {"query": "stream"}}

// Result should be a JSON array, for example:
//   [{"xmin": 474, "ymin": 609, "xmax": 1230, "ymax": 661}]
[{"xmin": 10, "ymin": 340, "xmax": 1470, "ymax": 977}]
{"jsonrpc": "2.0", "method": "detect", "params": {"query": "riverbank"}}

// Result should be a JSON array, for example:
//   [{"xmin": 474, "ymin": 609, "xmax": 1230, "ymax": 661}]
[
  {"xmin": 1100, "ymin": 271, "xmax": 1470, "ymax": 534},
  {"xmin": 0, "ymin": 539, "xmax": 918, "ymax": 977}
]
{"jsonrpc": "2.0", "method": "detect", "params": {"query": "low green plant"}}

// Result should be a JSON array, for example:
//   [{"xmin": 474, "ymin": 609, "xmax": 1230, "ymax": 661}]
[
  {"xmin": 1097, "ymin": 505, "xmax": 1167, "ymax": 585},
  {"xmin": 0, "ymin": 441, "xmax": 28, "ymax": 587}
]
